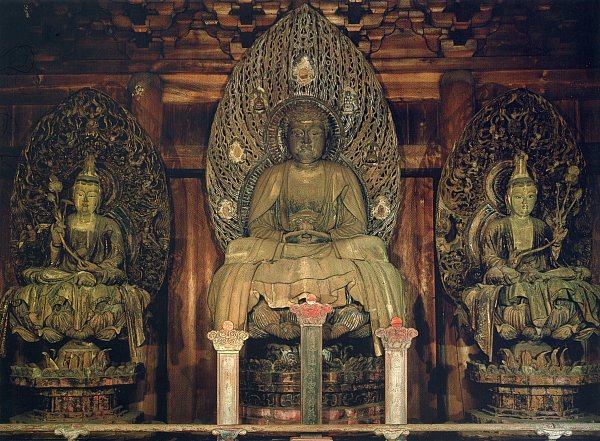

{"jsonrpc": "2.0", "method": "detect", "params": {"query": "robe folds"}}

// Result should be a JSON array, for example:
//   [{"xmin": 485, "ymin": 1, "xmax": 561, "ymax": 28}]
[
  {"xmin": 1, "ymin": 215, "xmax": 150, "ymax": 361},
  {"xmin": 463, "ymin": 216, "xmax": 600, "ymax": 361},
  {"xmin": 208, "ymin": 160, "xmax": 405, "ymax": 356}
]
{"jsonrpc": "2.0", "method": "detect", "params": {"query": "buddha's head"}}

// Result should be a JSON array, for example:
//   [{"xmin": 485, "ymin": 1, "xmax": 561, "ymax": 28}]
[
  {"xmin": 73, "ymin": 154, "xmax": 102, "ymax": 215},
  {"xmin": 283, "ymin": 103, "xmax": 329, "ymax": 165},
  {"xmin": 506, "ymin": 152, "xmax": 537, "ymax": 218}
]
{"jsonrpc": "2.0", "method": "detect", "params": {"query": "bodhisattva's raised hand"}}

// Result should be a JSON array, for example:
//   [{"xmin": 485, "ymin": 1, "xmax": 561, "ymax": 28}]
[{"xmin": 50, "ymin": 218, "xmax": 66, "ymax": 246}]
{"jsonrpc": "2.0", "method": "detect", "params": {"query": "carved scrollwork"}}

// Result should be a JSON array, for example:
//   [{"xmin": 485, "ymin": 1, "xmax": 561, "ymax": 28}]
[
  {"xmin": 54, "ymin": 428, "xmax": 90, "ymax": 441},
  {"xmin": 208, "ymin": 320, "xmax": 250, "ymax": 352},
  {"xmin": 207, "ymin": 5, "xmax": 401, "ymax": 250},
  {"xmin": 10, "ymin": 88, "xmax": 171, "ymax": 297},
  {"xmin": 435, "ymin": 88, "xmax": 588, "ymax": 305},
  {"xmin": 290, "ymin": 294, "xmax": 333, "ymax": 327},
  {"xmin": 375, "ymin": 317, "xmax": 418, "ymax": 351},
  {"xmin": 374, "ymin": 428, "xmax": 409, "ymax": 441}
]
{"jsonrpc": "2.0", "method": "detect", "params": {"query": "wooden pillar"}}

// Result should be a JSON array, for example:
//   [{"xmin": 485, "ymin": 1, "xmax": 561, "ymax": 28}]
[
  {"xmin": 167, "ymin": 177, "xmax": 220, "ymax": 423},
  {"xmin": 388, "ymin": 177, "xmax": 437, "ymax": 421},
  {"xmin": 208, "ymin": 321, "xmax": 248, "ymax": 425},
  {"xmin": 439, "ymin": 70, "xmax": 480, "ymax": 421},
  {"xmin": 439, "ymin": 70, "xmax": 475, "ymax": 166},
  {"xmin": 127, "ymin": 73, "xmax": 163, "ymax": 420}
]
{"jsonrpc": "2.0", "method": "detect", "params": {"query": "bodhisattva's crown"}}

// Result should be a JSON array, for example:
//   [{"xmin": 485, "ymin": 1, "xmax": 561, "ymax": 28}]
[
  {"xmin": 509, "ymin": 151, "xmax": 534, "ymax": 184},
  {"xmin": 75, "ymin": 153, "xmax": 100, "ymax": 185}
]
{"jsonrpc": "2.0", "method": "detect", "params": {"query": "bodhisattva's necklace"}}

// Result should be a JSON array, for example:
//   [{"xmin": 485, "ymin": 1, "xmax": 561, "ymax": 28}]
[{"xmin": 75, "ymin": 214, "xmax": 96, "ymax": 249}]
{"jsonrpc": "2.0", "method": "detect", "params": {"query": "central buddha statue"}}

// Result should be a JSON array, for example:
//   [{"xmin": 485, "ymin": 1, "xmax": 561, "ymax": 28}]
[{"xmin": 208, "ymin": 101, "xmax": 405, "ymax": 355}]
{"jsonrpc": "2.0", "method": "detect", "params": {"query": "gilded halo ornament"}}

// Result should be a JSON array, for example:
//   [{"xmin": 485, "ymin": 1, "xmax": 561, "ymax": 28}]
[
  {"xmin": 228, "ymin": 139, "xmax": 246, "ymax": 164},
  {"xmin": 292, "ymin": 55, "xmax": 316, "ymax": 87}
]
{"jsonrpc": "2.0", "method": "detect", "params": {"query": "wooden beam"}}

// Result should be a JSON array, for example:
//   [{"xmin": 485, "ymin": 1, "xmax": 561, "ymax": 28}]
[
  {"xmin": 0, "ymin": 422, "xmax": 599, "ymax": 435},
  {"xmin": 19, "ymin": 55, "xmax": 590, "ymax": 75},
  {"xmin": 161, "ymin": 74, "xmax": 229, "ymax": 103},
  {"xmin": 475, "ymin": 70, "xmax": 600, "ymax": 101},
  {"xmin": 378, "ymin": 73, "xmax": 442, "ymax": 101}
]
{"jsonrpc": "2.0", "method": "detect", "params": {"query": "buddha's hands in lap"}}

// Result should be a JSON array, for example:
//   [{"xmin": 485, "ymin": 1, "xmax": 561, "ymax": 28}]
[
  {"xmin": 283, "ymin": 229, "xmax": 331, "ymax": 244},
  {"xmin": 74, "ymin": 270, "xmax": 97, "ymax": 287}
]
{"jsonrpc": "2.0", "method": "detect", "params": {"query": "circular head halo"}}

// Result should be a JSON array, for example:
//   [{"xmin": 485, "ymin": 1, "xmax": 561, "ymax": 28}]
[{"xmin": 484, "ymin": 159, "xmax": 538, "ymax": 215}]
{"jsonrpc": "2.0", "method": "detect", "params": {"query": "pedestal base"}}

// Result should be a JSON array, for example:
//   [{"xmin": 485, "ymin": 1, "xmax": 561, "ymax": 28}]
[
  {"xmin": 467, "ymin": 408, "xmax": 600, "ymax": 424},
  {"xmin": 241, "ymin": 343, "xmax": 384, "ymax": 424},
  {"xmin": 10, "ymin": 358, "xmax": 143, "ymax": 422},
  {"xmin": 466, "ymin": 360, "xmax": 600, "ymax": 422}
]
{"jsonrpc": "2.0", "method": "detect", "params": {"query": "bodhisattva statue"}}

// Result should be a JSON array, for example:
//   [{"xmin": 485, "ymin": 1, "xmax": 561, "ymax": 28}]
[
  {"xmin": 463, "ymin": 152, "xmax": 600, "ymax": 360},
  {"xmin": 3, "ymin": 154, "xmax": 150, "ymax": 362},
  {"xmin": 208, "ymin": 102, "xmax": 405, "ymax": 356}
]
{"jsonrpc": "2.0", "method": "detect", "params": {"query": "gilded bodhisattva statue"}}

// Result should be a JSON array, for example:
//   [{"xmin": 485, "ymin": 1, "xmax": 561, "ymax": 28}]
[
  {"xmin": 208, "ymin": 100, "xmax": 405, "ymax": 356},
  {"xmin": 3, "ymin": 155, "xmax": 150, "ymax": 362},
  {"xmin": 463, "ymin": 152, "xmax": 600, "ymax": 360},
  {"xmin": 0, "ymin": 89, "xmax": 170, "ymax": 371},
  {"xmin": 437, "ymin": 88, "xmax": 600, "ymax": 364}
]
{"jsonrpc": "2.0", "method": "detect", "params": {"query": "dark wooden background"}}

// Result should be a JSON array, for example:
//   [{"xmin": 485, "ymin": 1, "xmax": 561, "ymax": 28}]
[{"xmin": 0, "ymin": 0, "xmax": 599, "ymax": 424}]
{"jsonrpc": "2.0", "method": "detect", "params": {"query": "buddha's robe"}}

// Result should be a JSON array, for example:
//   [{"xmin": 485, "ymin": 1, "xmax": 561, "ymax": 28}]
[
  {"xmin": 208, "ymin": 160, "xmax": 405, "ymax": 355},
  {"xmin": 1, "ymin": 214, "xmax": 150, "ymax": 361},
  {"xmin": 463, "ymin": 216, "xmax": 600, "ymax": 360}
]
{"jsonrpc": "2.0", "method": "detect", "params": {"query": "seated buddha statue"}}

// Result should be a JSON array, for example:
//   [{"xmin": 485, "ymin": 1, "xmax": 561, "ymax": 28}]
[
  {"xmin": 463, "ymin": 152, "xmax": 600, "ymax": 360},
  {"xmin": 2, "ymin": 155, "xmax": 150, "ymax": 362},
  {"xmin": 208, "ymin": 101, "xmax": 405, "ymax": 356}
]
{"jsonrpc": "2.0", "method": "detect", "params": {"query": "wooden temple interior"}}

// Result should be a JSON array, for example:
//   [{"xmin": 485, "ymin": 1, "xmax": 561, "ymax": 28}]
[{"xmin": 0, "ymin": 0, "xmax": 599, "ymax": 430}]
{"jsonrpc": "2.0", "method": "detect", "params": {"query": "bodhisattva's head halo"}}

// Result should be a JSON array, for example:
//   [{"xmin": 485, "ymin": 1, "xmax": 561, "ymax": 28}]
[
  {"xmin": 266, "ymin": 96, "xmax": 343, "ymax": 163},
  {"xmin": 484, "ymin": 152, "xmax": 539, "ymax": 216}
]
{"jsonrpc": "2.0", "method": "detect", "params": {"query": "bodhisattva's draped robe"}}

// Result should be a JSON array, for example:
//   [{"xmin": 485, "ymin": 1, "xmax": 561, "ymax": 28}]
[
  {"xmin": 0, "ymin": 214, "xmax": 150, "ymax": 361},
  {"xmin": 463, "ymin": 216, "xmax": 600, "ymax": 360},
  {"xmin": 208, "ymin": 160, "xmax": 405, "ymax": 355}
]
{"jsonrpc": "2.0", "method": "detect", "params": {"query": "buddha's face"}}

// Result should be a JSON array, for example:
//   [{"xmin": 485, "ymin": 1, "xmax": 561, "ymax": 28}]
[
  {"xmin": 73, "ymin": 182, "xmax": 100, "ymax": 215},
  {"xmin": 508, "ymin": 183, "xmax": 537, "ymax": 218},
  {"xmin": 287, "ymin": 118, "xmax": 326, "ymax": 165}
]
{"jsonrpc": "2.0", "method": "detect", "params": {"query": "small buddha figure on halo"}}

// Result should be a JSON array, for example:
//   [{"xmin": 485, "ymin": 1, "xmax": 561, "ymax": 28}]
[
  {"xmin": 208, "ymin": 101, "xmax": 405, "ymax": 356},
  {"xmin": 2, "ymin": 154, "xmax": 150, "ymax": 362},
  {"xmin": 463, "ymin": 152, "xmax": 600, "ymax": 360}
]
